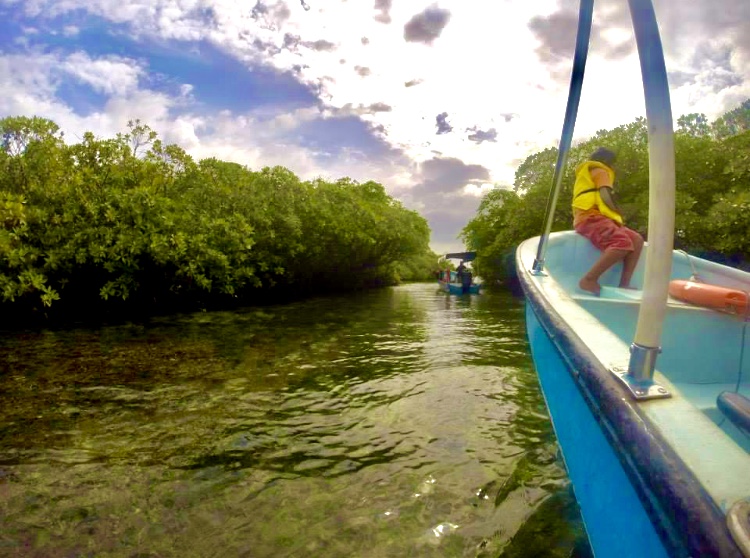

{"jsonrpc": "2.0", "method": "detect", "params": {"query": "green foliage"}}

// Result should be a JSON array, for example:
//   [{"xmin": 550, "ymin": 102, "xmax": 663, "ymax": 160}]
[
  {"xmin": 711, "ymin": 99, "xmax": 750, "ymax": 140},
  {"xmin": 462, "ymin": 100, "xmax": 750, "ymax": 281},
  {"xmin": 395, "ymin": 248, "xmax": 442, "ymax": 282},
  {"xmin": 0, "ymin": 116, "xmax": 434, "ymax": 317},
  {"xmin": 677, "ymin": 113, "xmax": 710, "ymax": 137}
]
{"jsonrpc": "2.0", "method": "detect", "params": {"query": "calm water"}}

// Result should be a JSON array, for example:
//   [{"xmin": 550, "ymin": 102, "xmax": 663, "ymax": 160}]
[{"xmin": 0, "ymin": 283, "xmax": 588, "ymax": 557}]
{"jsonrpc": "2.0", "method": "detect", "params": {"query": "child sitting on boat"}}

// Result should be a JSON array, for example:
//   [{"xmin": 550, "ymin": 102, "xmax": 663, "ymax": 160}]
[{"xmin": 572, "ymin": 147, "xmax": 644, "ymax": 296}]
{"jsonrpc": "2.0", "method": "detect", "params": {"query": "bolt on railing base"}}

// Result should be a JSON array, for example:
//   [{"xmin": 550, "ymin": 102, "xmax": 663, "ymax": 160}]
[
  {"xmin": 609, "ymin": 344, "xmax": 671, "ymax": 400},
  {"xmin": 610, "ymin": 366, "xmax": 671, "ymax": 401}
]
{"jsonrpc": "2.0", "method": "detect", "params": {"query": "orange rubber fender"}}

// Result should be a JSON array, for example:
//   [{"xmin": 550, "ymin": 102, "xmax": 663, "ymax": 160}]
[{"xmin": 668, "ymin": 279, "xmax": 748, "ymax": 314}]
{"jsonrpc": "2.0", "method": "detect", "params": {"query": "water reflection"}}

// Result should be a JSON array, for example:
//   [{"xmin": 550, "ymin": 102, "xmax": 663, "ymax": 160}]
[{"xmin": 0, "ymin": 284, "xmax": 588, "ymax": 556}]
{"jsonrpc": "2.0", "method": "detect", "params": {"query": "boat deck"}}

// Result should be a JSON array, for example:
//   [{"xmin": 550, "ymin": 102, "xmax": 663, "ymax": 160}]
[{"xmin": 571, "ymin": 284, "xmax": 750, "ymax": 450}]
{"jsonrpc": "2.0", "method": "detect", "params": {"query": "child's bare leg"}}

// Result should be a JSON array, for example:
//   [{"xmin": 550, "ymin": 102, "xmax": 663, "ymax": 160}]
[
  {"xmin": 580, "ymin": 249, "xmax": 629, "ymax": 296},
  {"xmin": 619, "ymin": 235, "xmax": 644, "ymax": 288}
]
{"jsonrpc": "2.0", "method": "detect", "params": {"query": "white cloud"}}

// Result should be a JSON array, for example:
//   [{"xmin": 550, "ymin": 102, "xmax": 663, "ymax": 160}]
[
  {"xmin": 0, "ymin": 52, "xmax": 60, "ymax": 100},
  {"xmin": 463, "ymin": 183, "xmax": 496, "ymax": 197},
  {"xmin": 179, "ymin": 83, "xmax": 194, "ymax": 98},
  {"xmin": 62, "ymin": 52, "xmax": 142, "ymax": 96}
]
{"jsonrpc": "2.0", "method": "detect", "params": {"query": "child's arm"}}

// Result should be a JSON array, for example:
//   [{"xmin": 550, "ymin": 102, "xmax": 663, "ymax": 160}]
[
  {"xmin": 591, "ymin": 168, "xmax": 623, "ymax": 217},
  {"xmin": 598, "ymin": 186, "xmax": 622, "ymax": 216}
]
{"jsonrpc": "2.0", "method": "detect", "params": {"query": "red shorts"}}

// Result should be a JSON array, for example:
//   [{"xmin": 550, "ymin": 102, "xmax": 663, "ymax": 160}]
[{"xmin": 575, "ymin": 214, "xmax": 642, "ymax": 252}]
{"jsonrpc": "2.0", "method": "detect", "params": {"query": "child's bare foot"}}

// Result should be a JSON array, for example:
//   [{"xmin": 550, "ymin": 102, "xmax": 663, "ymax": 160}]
[{"xmin": 579, "ymin": 277, "xmax": 601, "ymax": 296}]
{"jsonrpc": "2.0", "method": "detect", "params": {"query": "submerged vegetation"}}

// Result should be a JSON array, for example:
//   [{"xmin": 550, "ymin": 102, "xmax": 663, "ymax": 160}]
[
  {"xmin": 0, "ymin": 116, "xmax": 438, "ymax": 321},
  {"xmin": 463, "ymin": 100, "xmax": 750, "ymax": 285}
]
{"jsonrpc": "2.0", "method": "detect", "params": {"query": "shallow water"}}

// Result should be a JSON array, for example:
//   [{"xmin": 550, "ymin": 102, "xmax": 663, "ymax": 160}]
[{"xmin": 0, "ymin": 283, "xmax": 588, "ymax": 557}]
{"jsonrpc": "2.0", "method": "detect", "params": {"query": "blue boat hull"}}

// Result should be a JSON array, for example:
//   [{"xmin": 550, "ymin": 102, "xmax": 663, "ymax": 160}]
[
  {"xmin": 526, "ymin": 304, "xmax": 668, "ymax": 557},
  {"xmin": 438, "ymin": 280, "xmax": 480, "ymax": 295}
]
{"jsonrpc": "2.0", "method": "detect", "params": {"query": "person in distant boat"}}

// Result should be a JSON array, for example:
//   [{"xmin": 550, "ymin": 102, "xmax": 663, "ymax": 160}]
[
  {"xmin": 456, "ymin": 261, "xmax": 466, "ymax": 283},
  {"xmin": 572, "ymin": 147, "xmax": 644, "ymax": 296},
  {"xmin": 461, "ymin": 268, "xmax": 473, "ymax": 293}
]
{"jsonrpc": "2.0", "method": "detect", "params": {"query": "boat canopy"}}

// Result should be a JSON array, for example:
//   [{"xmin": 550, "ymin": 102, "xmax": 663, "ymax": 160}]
[{"xmin": 444, "ymin": 252, "xmax": 476, "ymax": 262}]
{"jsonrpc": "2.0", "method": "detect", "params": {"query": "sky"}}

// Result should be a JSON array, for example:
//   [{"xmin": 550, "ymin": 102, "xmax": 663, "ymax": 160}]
[{"xmin": 0, "ymin": 0, "xmax": 748, "ymax": 254}]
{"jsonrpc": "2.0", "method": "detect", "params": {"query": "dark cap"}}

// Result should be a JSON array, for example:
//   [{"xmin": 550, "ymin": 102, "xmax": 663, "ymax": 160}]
[{"xmin": 590, "ymin": 147, "xmax": 616, "ymax": 167}]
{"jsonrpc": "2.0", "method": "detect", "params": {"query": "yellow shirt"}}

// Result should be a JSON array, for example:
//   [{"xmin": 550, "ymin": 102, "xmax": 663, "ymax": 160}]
[{"xmin": 572, "ymin": 161, "xmax": 622, "ymax": 226}]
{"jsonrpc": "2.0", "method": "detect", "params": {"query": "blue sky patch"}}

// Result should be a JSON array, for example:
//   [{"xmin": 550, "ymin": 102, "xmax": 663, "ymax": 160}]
[
  {"xmin": 0, "ymin": 7, "xmax": 33, "ymax": 44},
  {"xmin": 55, "ymin": 80, "xmax": 110, "ymax": 117},
  {"xmin": 295, "ymin": 115, "xmax": 398, "ymax": 161},
  {"xmin": 0, "ymin": 7, "xmax": 319, "ymax": 115}
]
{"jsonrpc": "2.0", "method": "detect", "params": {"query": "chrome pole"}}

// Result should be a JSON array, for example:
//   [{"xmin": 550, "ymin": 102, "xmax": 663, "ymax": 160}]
[{"xmin": 531, "ymin": 0, "xmax": 594, "ymax": 274}]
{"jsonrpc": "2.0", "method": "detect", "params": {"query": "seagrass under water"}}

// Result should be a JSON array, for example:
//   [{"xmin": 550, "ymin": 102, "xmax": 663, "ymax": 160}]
[{"xmin": 0, "ymin": 284, "xmax": 588, "ymax": 557}]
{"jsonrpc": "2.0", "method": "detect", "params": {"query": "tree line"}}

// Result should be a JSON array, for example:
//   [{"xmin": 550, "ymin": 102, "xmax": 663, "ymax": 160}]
[
  {"xmin": 0, "ymin": 116, "xmax": 439, "ymax": 322},
  {"xmin": 462, "ymin": 100, "xmax": 750, "ymax": 285}
]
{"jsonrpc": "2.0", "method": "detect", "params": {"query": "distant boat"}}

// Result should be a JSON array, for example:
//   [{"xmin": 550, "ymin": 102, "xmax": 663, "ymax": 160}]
[
  {"xmin": 516, "ymin": 0, "xmax": 750, "ymax": 556},
  {"xmin": 438, "ymin": 252, "xmax": 481, "ymax": 295}
]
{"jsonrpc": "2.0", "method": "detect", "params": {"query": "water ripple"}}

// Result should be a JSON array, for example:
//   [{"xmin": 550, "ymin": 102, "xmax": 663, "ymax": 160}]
[{"xmin": 0, "ymin": 284, "xmax": 586, "ymax": 557}]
